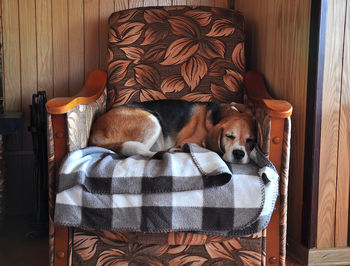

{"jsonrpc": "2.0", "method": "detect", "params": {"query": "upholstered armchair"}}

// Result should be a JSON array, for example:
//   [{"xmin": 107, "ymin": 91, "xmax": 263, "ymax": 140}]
[{"xmin": 46, "ymin": 6, "xmax": 292, "ymax": 265}]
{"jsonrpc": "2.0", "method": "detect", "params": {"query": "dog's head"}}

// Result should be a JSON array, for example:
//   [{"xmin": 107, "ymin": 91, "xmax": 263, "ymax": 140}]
[{"xmin": 206, "ymin": 105, "xmax": 256, "ymax": 164}]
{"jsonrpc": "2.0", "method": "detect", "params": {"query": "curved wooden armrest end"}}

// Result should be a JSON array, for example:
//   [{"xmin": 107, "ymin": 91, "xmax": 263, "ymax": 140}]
[
  {"xmin": 46, "ymin": 70, "xmax": 107, "ymax": 114},
  {"xmin": 245, "ymin": 71, "xmax": 293, "ymax": 118}
]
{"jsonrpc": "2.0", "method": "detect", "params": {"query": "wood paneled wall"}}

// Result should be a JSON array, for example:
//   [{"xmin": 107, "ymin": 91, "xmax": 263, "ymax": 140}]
[
  {"xmin": 318, "ymin": 0, "xmax": 350, "ymax": 248},
  {"xmin": 5, "ymin": 0, "xmax": 349, "ymax": 251},
  {"xmin": 1, "ymin": 0, "xmax": 229, "ymax": 150},
  {"xmin": 234, "ymin": 0, "xmax": 311, "ymax": 243}
]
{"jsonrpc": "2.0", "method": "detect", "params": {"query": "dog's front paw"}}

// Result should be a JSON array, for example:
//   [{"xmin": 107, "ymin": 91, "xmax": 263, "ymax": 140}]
[{"xmin": 151, "ymin": 151, "xmax": 166, "ymax": 160}]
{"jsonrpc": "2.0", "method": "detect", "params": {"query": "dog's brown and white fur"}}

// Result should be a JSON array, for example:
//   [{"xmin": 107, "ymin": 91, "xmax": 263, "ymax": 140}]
[{"xmin": 89, "ymin": 100, "xmax": 256, "ymax": 164}]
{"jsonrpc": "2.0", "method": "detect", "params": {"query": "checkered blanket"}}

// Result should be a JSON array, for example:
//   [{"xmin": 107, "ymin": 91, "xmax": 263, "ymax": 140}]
[{"xmin": 54, "ymin": 144, "xmax": 279, "ymax": 235}]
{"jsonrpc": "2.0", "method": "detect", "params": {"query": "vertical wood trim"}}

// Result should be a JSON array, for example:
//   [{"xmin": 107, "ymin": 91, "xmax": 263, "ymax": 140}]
[
  {"xmin": 52, "ymin": 0, "xmax": 69, "ymax": 97},
  {"xmin": 317, "ymin": 0, "xmax": 347, "ymax": 249},
  {"xmin": 99, "ymin": 0, "xmax": 114, "ymax": 71},
  {"xmin": 335, "ymin": 0, "xmax": 350, "ymax": 248},
  {"xmin": 68, "ymin": 0, "xmax": 84, "ymax": 96},
  {"xmin": 115, "ymin": 0, "xmax": 129, "ymax": 11},
  {"xmin": 2, "ymin": 0, "xmax": 21, "ymax": 111},
  {"xmin": 18, "ymin": 0, "xmax": 37, "ymax": 150},
  {"xmin": 302, "ymin": 0, "xmax": 327, "ymax": 248},
  {"xmin": 36, "ymin": 0, "xmax": 53, "ymax": 99},
  {"xmin": 84, "ymin": 0, "xmax": 100, "ymax": 79}
]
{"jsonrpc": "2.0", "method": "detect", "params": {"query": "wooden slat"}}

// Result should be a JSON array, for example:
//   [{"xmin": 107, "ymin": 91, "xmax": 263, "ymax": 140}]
[
  {"xmin": 36, "ymin": 0, "xmax": 53, "ymax": 99},
  {"xmin": 317, "ymin": 0, "xmax": 347, "ymax": 249},
  {"xmin": 187, "ymin": 0, "xmax": 200, "ymax": 6},
  {"xmin": 214, "ymin": 0, "xmax": 228, "ymax": 7},
  {"xmin": 143, "ymin": 0, "xmax": 157, "ymax": 6},
  {"xmin": 99, "ymin": 0, "xmax": 115, "ymax": 71},
  {"xmin": 52, "ymin": 0, "xmax": 69, "ymax": 97},
  {"xmin": 2, "ymin": 0, "xmax": 21, "ymax": 111},
  {"xmin": 308, "ymin": 247, "xmax": 350, "ymax": 265},
  {"xmin": 115, "ymin": 0, "xmax": 129, "ymax": 11},
  {"xmin": 234, "ymin": 0, "xmax": 311, "ymax": 244},
  {"xmin": 18, "ymin": 0, "xmax": 37, "ymax": 151},
  {"xmin": 288, "ymin": 238, "xmax": 350, "ymax": 266},
  {"xmin": 84, "ymin": 0, "xmax": 100, "ymax": 79},
  {"xmin": 158, "ymin": 0, "xmax": 172, "ymax": 6},
  {"xmin": 173, "ymin": 0, "xmax": 187, "ymax": 5},
  {"xmin": 129, "ymin": 0, "xmax": 144, "ymax": 8},
  {"xmin": 335, "ymin": 0, "xmax": 350, "ymax": 248},
  {"xmin": 200, "ymin": 0, "xmax": 214, "ymax": 6},
  {"xmin": 68, "ymin": 0, "xmax": 84, "ymax": 96}
]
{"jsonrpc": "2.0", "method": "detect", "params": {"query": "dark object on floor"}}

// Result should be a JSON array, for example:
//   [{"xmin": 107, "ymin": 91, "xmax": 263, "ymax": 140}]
[
  {"xmin": 27, "ymin": 91, "xmax": 48, "ymax": 238},
  {"xmin": 0, "ymin": 111, "xmax": 22, "ymax": 230}
]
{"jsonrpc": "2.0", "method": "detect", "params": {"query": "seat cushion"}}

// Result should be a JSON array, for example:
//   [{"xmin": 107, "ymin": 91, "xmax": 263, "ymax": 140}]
[{"xmin": 107, "ymin": 6, "xmax": 245, "ymax": 109}]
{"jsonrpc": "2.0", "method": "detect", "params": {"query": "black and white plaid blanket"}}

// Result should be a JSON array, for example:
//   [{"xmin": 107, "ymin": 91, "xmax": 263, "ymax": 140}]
[{"xmin": 55, "ymin": 144, "xmax": 279, "ymax": 235}]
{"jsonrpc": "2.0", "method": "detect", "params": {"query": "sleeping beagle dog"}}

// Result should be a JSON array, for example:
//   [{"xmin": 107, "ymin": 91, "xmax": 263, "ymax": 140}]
[{"xmin": 89, "ymin": 99, "xmax": 256, "ymax": 164}]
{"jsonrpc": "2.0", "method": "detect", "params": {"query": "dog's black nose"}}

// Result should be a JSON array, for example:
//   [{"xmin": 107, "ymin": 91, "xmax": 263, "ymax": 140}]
[{"xmin": 233, "ymin": 150, "xmax": 245, "ymax": 160}]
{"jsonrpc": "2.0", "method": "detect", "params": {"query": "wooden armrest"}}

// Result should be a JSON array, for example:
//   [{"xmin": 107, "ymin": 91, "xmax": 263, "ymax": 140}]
[
  {"xmin": 46, "ymin": 70, "xmax": 107, "ymax": 114},
  {"xmin": 245, "ymin": 71, "xmax": 293, "ymax": 118}
]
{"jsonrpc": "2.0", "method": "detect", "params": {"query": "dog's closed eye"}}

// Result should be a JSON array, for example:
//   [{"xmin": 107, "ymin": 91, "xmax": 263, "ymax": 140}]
[{"xmin": 225, "ymin": 134, "xmax": 235, "ymax": 140}]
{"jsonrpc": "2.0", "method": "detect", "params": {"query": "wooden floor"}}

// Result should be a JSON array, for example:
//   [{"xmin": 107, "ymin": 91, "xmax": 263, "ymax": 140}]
[
  {"xmin": 0, "ymin": 216, "xmax": 301, "ymax": 266},
  {"xmin": 287, "ymin": 257, "xmax": 302, "ymax": 266},
  {"xmin": 0, "ymin": 215, "xmax": 48, "ymax": 266}
]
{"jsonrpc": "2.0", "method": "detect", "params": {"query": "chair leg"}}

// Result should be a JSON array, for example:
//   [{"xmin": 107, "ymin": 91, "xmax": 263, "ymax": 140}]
[
  {"xmin": 51, "ymin": 114, "xmax": 70, "ymax": 266},
  {"xmin": 53, "ymin": 226, "xmax": 69, "ymax": 266},
  {"xmin": 266, "ymin": 117, "xmax": 285, "ymax": 265}
]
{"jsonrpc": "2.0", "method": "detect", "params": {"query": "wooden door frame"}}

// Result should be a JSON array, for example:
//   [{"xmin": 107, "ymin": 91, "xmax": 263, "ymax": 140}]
[{"xmin": 301, "ymin": 0, "xmax": 328, "ymax": 249}]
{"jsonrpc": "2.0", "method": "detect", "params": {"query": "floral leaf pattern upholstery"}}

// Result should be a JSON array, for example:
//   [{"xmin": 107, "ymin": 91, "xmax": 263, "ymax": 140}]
[
  {"xmin": 71, "ymin": 229, "xmax": 264, "ymax": 266},
  {"xmin": 107, "ymin": 6, "xmax": 245, "ymax": 109}
]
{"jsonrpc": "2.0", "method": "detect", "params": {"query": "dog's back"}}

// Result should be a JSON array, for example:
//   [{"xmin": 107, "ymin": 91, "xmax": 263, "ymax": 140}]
[{"xmin": 126, "ymin": 99, "xmax": 222, "ymax": 138}]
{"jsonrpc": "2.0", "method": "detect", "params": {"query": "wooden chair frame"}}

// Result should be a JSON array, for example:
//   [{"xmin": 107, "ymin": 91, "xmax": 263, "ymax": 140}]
[{"xmin": 46, "ymin": 70, "xmax": 292, "ymax": 266}]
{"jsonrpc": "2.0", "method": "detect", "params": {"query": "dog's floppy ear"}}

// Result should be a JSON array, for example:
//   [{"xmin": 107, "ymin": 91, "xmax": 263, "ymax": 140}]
[
  {"xmin": 230, "ymin": 102, "xmax": 246, "ymax": 113},
  {"xmin": 205, "ymin": 126, "xmax": 224, "ymax": 154},
  {"xmin": 231, "ymin": 102, "xmax": 255, "ymax": 117}
]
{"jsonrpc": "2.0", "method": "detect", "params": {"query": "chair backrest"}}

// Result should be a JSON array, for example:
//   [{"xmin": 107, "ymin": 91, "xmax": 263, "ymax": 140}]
[{"xmin": 107, "ymin": 6, "xmax": 245, "ymax": 109}]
